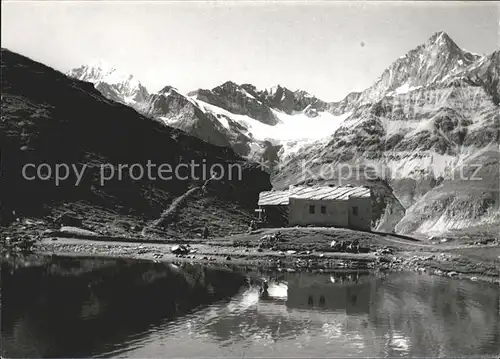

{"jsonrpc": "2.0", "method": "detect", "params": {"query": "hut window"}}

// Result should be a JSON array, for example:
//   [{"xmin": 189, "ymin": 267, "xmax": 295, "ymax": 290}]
[
  {"xmin": 352, "ymin": 206, "xmax": 358, "ymax": 216},
  {"xmin": 321, "ymin": 205, "xmax": 326, "ymax": 214},
  {"xmin": 309, "ymin": 205, "xmax": 315, "ymax": 214}
]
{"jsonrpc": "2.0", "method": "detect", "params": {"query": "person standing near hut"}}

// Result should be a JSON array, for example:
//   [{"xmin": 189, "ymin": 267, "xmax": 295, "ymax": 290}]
[{"xmin": 248, "ymin": 220, "xmax": 257, "ymax": 233}]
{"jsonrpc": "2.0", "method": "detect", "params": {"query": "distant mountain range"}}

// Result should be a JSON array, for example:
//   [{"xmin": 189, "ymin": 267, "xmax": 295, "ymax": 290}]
[{"xmin": 7, "ymin": 30, "xmax": 499, "ymax": 237}]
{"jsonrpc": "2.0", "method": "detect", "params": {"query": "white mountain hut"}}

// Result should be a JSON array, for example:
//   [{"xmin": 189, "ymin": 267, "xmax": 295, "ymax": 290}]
[{"xmin": 257, "ymin": 185, "xmax": 372, "ymax": 230}]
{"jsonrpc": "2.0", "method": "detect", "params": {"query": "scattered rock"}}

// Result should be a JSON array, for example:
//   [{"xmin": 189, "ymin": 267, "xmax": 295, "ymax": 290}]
[
  {"xmin": 130, "ymin": 225, "xmax": 143, "ymax": 232},
  {"xmin": 437, "ymin": 253, "xmax": 451, "ymax": 261},
  {"xmin": 376, "ymin": 247, "xmax": 394, "ymax": 255},
  {"xmin": 113, "ymin": 220, "xmax": 132, "ymax": 231},
  {"xmin": 23, "ymin": 219, "xmax": 40, "ymax": 226},
  {"xmin": 329, "ymin": 239, "xmax": 365, "ymax": 254},
  {"xmin": 60, "ymin": 226, "xmax": 97, "ymax": 236},
  {"xmin": 259, "ymin": 233, "xmax": 283, "ymax": 249},
  {"xmin": 171, "ymin": 244, "xmax": 189, "ymax": 255},
  {"xmin": 378, "ymin": 256, "xmax": 391, "ymax": 263},
  {"xmin": 447, "ymin": 271, "xmax": 458, "ymax": 277}
]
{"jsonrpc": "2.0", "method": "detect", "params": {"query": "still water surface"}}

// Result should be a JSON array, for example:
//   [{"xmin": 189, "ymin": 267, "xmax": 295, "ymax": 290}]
[{"xmin": 2, "ymin": 256, "xmax": 499, "ymax": 358}]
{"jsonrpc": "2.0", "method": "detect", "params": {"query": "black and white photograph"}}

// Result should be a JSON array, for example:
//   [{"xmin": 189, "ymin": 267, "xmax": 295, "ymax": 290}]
[{"xmin": 1, "ymin": 1, "xmax": 499, "ymax": 358}]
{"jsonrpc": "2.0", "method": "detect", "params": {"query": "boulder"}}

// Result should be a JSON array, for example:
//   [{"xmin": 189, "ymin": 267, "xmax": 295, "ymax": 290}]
[
  {"xmin": 171, "ymin": 244, "xmax": 189, "ymax": 255},
  {"xmin": 60, "ymin": 226, "xmax": 97, "ymax": 236}
]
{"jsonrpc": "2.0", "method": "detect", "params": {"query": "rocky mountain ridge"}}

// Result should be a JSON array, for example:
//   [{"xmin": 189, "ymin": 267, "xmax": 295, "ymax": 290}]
[{"xmin": 66, "ymin": 64, "xmax": 337, "ymax": 162}]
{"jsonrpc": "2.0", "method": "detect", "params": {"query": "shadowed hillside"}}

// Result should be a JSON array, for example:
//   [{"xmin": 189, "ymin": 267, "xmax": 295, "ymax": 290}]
[{"xmin": 0, "ymin": 49, "xmax": 271, "ymax": 238}]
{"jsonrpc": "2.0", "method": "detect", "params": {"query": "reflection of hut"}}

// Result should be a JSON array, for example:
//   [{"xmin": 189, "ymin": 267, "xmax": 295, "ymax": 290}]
[{"xmin": 286, "ymin": 274, "xmax": 372, "ymax": 315}]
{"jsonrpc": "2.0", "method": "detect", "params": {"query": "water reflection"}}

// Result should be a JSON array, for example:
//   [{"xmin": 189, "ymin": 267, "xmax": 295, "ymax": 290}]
[
  {"xmin": 285, "ymin": 272, "xmax": 373, "ymax": 314},
  {"xmin": 1, "ymin": 257, "xmax": 246, "ymax": 358},
  {"xmin": 177, "ymin": 271, "xmax": 499, "ymax": 357},
  {"xmin": 2, "ymin": 257, "xmax": 499, "ymax": 358}
]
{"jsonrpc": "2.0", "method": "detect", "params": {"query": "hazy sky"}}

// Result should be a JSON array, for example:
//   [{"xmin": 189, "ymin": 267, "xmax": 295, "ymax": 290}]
[{"xmin": 2, "ymin": 1, "xmax": 499, "ymax": 101}]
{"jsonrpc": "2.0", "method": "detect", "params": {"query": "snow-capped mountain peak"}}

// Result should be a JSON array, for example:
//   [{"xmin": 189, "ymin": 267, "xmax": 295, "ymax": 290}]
[
  {"xmin": 68, "ymin": 61, "xmax": 150, "ymax": 107},
  {"xmin": 336, "ymin": 31, "xmax": 484, "ymax": 108},
  {"xmin": 70, "ymin": 60, "xmax": 128, "ymax": 84},
  {"xmin": 158, "ymin": 85, "xmax": 180, "ymax": 95},
  {"xmin": 425, "ymin": 31, "xmax": 459, "ymax": 50}
]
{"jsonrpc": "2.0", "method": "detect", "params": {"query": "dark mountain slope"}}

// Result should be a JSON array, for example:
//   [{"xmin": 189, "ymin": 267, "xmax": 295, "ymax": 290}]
[{"xmin": 0, "ymin": 49, "xmax": 270, "ymax": 238}]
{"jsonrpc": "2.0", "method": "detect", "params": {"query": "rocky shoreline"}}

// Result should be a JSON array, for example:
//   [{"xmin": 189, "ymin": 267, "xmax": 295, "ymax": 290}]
[{"xmin": 3, "ymin": 223, "xmax": 498, "ymax": 285}]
